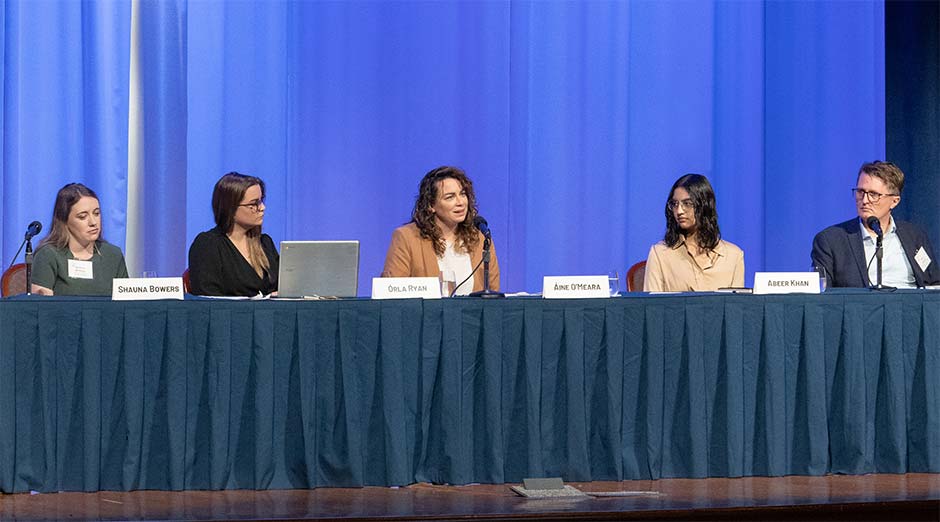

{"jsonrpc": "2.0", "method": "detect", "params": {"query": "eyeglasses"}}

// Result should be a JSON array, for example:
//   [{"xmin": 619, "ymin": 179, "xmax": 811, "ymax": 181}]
[
  {"xmin": 667, "ymin": 199, "xmax": 694, "ymax": 211},
  {"xmin": 238, "ymin": 197, "xmax": 265, "ymax": 212},
  {"xmin": 852, "ymin": 188, "xmax": 897, "ymax": 203}
]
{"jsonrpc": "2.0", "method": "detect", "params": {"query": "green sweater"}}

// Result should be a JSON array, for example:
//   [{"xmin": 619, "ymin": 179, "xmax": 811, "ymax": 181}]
[{"xmin": 32, "ymin": 242, "xmax": 129, "ymax": 296}]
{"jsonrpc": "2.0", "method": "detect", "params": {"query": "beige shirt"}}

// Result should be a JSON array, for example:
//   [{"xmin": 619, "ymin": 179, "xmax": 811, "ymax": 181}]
[{"xmin": 643, "ymin": 237, "xmax": 744, "ymax": 292}]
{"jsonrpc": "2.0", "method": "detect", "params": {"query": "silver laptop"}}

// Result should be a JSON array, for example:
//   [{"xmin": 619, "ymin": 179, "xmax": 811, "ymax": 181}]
[{"xmin": 278, "ymin": 240, "xmax": 360, "ymax": 298}]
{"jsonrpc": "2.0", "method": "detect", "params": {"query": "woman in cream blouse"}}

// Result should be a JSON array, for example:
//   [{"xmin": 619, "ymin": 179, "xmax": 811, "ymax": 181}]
[{"xmin": 644, "ymin": 173, "xmax": 744, "ymax": 292}]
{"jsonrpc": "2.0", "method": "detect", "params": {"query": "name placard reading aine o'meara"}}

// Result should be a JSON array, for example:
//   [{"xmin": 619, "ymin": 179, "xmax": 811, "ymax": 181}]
[{"xmin": 543, "ymin": 275, "xmax": 610, "ymax": 299}]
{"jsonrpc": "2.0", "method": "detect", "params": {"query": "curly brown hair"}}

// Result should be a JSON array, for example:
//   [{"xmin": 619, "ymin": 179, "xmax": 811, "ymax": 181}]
[{"xmin": 411, "ymin": 166, "xmax": 480, "ymax": 256}]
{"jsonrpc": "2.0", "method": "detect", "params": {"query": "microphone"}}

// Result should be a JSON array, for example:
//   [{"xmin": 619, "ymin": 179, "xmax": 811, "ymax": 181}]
[
  {"xmin": 866, "ymin": 216, "xmax": 883, "ymax": 238},
  {"xmin": 467, "ymin": 214, "xmax": 503, "ymax": 298},
  {"xmin": 25, "ymin": 221, "xmax": 42, "ymax": 240},
  {"xmin": 473, "ymin": 215, "xmax": 491, "ymax": 238},
  {"xmin": 865, "ymin": 215, "xmax": 889, "ymax": 290}
]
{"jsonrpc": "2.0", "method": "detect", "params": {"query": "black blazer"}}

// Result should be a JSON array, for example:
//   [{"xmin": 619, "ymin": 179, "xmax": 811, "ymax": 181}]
[
  {"xmin": 188, "ymin": 226, "xmax": 279, "ymax": 296},
  {"xmin": 811, "ymin": 217, "xmax": 940, "ymax": 288}
]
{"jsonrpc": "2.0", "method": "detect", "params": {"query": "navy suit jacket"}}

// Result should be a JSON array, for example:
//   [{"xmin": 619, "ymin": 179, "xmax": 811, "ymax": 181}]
[{"xmin": 811, "ymin": 217, "xmax": 940, "ymax": 288}]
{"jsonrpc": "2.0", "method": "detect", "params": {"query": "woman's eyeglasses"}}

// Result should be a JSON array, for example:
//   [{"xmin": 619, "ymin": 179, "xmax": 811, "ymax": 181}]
[
  {"xmin": 667, "ymin": 199, "xmax": 694, "ymax": 211},
  {"xmin": 239, "ymin": 197, "xmax": 265, "ymax": 212}
]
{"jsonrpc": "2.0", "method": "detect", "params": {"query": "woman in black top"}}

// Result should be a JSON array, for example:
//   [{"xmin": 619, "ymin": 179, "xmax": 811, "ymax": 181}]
[{"xmin": 188, "ymin": 172, "xmax": 279, "ymax": 296}]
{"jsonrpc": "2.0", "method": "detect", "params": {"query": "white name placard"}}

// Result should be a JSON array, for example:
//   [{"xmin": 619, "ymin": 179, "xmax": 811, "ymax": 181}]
[
  {"xmin": 543, "ymin": 275, "xmax": 610, "ymax": 299},
  {"xmin": 372, "ymin": 277, "xmax": 441, "ymax": 299},
  {"xmin": 753, "ymin": 272, "xmax": 820, "ymax": 295},
  {"xmin": 112, "ymin": 277, "xmax": 185, "ymax": 300}
]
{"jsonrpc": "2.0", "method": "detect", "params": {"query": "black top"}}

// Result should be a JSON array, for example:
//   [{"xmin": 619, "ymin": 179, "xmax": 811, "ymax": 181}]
[
  {"xmin": 811, "ymin": 217, "xmax": 940, "ymax": 287},
  {"xmin": 188, "ymin": 226, "xmax": 279, "ymax": 296}
]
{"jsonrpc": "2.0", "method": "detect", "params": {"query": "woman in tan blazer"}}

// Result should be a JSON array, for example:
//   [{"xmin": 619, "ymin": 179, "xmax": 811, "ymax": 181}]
[{"xmin": 382, "ymin": 166, "xmax": 499, "ymax": 294}]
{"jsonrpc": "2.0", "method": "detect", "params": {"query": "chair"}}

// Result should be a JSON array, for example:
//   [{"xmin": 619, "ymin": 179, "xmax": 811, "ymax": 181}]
[
  {"xmin": 626, "ymin": 260, "xmax": 646, "ymax": 292},
  {"xmin": 1, "ymin": 263, "xmax": 27, "ymax": 297},
  {"xmin": 182, "ymin": 269, "xmax": 191, "ymax": 293}
]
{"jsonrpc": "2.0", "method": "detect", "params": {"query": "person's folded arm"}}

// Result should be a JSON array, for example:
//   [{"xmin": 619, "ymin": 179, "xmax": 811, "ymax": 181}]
[
  {"xmin": 731, "ymin": 249, "xmax": 745, "ymax": 288},
  {"xmin": 488, "ymin": 240, "xmax": 500, "ymax": 291},
  {"xmin": 382, "ymin": 228, "xmax": 412, "ymax": 278},
  {"xmin": 810, "ymin": 232, "xmax": 835, "ymax": 286},
  {"xmin": 188, "ymin": 235, "xmax": 228, "ymax": 295},
  {"xmin": 643, "ymin": 246, "xmax": 664, "ymax": 292}
]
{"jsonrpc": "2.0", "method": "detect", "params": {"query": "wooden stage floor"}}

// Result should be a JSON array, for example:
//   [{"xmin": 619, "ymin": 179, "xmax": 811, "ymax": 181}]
[{"xmin": 1, "ymin": 474, "xmax": 938, "ymax": 521}]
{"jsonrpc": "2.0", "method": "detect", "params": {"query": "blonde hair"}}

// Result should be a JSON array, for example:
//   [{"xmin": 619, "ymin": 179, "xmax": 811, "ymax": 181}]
[{"xmin": 38, "ymin": 183, "xmax": 105, "ymax": 250}]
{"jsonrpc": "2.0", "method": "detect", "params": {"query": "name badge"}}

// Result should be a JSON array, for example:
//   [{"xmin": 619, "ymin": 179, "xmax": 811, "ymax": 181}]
[
  {"xmin": 68, "ymin": 259, "xmax": 94, "ymax": 279},
  {"xmin": 112, "ymin": 277, "xmax": 185, "ymax": 300},
  {"xmin": 915, "ymin": 246, "xmax": 932, "ymax": 272},
  {"xmin": 753, "ymin": 272, "xmax": 820, "ymax": 295},
  {"xmin": 543, "ymin": 275, "xmax": 610, "ymax": 299},
  {"xmin": 372, "ymin": 277, "xmax": 441, "ymax": 299}
]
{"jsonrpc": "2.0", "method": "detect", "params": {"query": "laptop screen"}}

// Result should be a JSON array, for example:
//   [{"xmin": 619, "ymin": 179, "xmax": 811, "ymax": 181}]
[{"xmin": 277, "ymin": 240, "xmax": 360, "ymax": 298}]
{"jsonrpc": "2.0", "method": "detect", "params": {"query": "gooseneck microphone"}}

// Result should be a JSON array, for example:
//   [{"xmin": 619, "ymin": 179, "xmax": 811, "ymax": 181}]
[
  {"xmin": 451, "ymin": 215, "xmax": 504, "ymax": 298},
  {"xmin": 865, "ymin": 215, "xmax": 890, "ymax": 290},
  {"xmin": 866, "ymin": 216, "xmax": 882, "ymax": 238},
  {"xmin": 473, "ymin": 215, "xmax": 491, "ymax": 238},
  {"xmin": 6, "ymin": 220, "xmax": 43, "ymax": 296},
  {"xmin": 25, "ymin": 221, "xmax": 42, "ymax": 240},
  {"xmin": 469, "ymin": 215, "xmax": 503, "ymax": 298}
]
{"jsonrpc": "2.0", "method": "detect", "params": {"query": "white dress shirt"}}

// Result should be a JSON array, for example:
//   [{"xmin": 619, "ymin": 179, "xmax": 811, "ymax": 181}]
[{"xmin": 860, "ymin": 217, "xmax": 915, "ymax": 288}]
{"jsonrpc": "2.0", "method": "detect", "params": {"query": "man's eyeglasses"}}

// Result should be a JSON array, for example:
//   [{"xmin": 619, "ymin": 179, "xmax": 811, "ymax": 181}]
[
  {"xmin": 667, "ymin": 199, "xmax": 694, "ymax": 211},
  {"xmin": 239, "ymin": 197, "xmax": 265, "ymax": 212},
  {"xmin": 852, "ymin": 188, "xmax": 897, "ymax": 203}
]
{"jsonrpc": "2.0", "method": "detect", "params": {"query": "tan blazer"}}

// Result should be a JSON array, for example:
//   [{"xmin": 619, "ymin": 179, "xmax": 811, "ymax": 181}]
[{"xmin": 382, "ymin": 222, "xmax": 500, "ymax": 293}]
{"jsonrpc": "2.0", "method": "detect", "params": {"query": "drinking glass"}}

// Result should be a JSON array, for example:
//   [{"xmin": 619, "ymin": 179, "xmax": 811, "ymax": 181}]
[
  {"xmin": 812, "ymin": 265, "xmax": 828, "ymax": 292},
  {"xmin": 440, "ymin": 270, "xmax": 456, "ymax": 297},
  {"xmin": 608, "ymin": 270, "xmax": 620, "ymax": 297}
]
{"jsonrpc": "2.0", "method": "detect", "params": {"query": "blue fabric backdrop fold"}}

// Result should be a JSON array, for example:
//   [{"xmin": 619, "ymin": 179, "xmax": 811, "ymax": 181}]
[{"xmin": 0, "ymin": 1, "xmax": 889, "ymax": 293}]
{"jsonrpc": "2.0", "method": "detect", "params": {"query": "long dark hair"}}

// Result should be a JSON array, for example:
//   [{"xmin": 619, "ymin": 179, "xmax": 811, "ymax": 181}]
[
  {"xmin": 211, "ymin": 171, "xmax": 269, "ymax": 275},
  {"xmin": 38, "ymin": 183, "xmax": 105, "ymax": 250},
  {"xmin": 411, "ymin": 166, "xmax": 480, "ymax": 256},
  {"xmin": 663, "ymin": 173, "xmax": 721, "ymax": 251}
]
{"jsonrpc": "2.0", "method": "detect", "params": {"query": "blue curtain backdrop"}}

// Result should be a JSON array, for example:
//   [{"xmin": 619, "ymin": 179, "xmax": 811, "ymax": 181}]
[{"xmin": 0, "ymin": 1, "xmax": 886, "ymax": 293}]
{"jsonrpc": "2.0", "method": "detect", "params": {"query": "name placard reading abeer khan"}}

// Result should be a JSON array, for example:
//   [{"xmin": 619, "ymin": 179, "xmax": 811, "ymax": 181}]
[
  {"xmin": 543, "ymin": 275, "xmax": 610, "ymax": 299},
  {"xmin": 372, "ymin": 277, "xmax": 441, "ymax": 299},
  {"xmin": 753, "ymin": 272, "xmax": 820, "ymax": 295},
  {"xmin": 112, "ymin": 277, "xmax": 185, "ymax": 300}
]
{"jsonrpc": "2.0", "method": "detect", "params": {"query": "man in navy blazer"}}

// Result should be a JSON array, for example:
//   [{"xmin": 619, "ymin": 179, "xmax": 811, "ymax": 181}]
[{"xmin": 812, "ymin": 161, "xmax": 939, "ymax": 288}]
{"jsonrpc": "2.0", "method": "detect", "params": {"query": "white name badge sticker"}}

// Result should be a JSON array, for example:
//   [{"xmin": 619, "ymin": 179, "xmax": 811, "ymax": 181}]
[
  {"xmin": 543, "ymin": 275, "xmax": 610, "ymax": 299},
  {"xmin": 753, "ymin": 272, "xmax": 820, "ymax": 295},
  {"xmin": 914, "ymin": 246, "xmax": 932, "ymax": 272},
  {"xmin": 112, "ymin": 277, "xmax": 185, "ymax": 300},
  {"xmin": 68, "ymin": 259, "xmax": 94, "ymax": 279},
  {"xmin": 372, "ymin": 277, "xmax": 441, "ymax": 299}
]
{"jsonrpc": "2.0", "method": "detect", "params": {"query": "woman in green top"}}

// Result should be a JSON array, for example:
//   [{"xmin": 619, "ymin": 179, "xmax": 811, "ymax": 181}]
[{"xmin": 31, "ymin": 183, "xmax": 128, "ymax": 296}]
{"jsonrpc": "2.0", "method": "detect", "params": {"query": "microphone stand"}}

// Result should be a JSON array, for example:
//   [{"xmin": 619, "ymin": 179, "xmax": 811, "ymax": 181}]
[
  {"xmin": 469, "ymin": 236, "xmax": 504, "ymax": 298},
  {"xmin": 7, "ymin": 234, "xmax": 35, "ymax": 296},
  {"xmin": 869, "ymin": 231, "xmax": 894, "ymax": 291},
  {"xmin": 874, "ymin": 233, "xmax": 883, "ymax": 289},
  {"xmin": 25, "ymin": 237, "xmax": 34, "ymax": 296}
]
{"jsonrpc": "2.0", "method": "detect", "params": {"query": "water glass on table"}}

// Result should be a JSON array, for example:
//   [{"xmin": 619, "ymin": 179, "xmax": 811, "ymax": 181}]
[
  {"xmin": 812, "ymin": 265, "xmax": 828, "ymax": 292},
  {"xmin": 608, "ymin": 270, "xmax": 620, "ymax": 297},
  {"xmin": 440, "ymin": 270, "xmax": 456, "ymax": 297}
]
